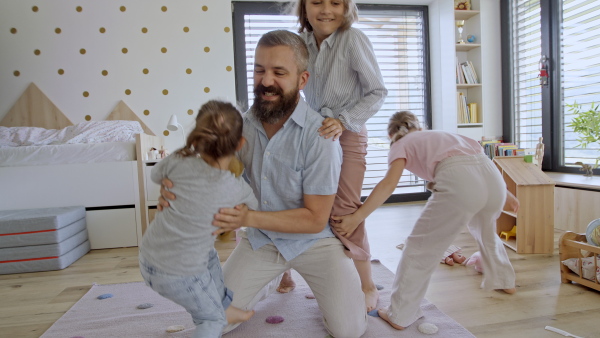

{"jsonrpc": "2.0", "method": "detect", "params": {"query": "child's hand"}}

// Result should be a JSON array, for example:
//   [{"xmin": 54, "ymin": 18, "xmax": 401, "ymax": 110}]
[
  {"xmin": 318, "ymin": 117, "xmax": 345, "ymax": 141},
  {"xmin": 330, "ymin": 213, "xmax": 361, "ymax": 238}
]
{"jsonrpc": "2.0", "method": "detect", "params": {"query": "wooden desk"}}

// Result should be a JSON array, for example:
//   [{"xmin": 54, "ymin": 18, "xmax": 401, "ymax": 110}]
[{"xmin": 545, "ymin": 172, "xmax": 600, "ymax": 233}]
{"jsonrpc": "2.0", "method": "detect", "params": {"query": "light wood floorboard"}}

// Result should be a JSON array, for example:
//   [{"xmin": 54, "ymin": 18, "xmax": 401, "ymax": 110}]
[{"xmin": 1, "ymin": 202, "xmax": 599, "ymax": 338}]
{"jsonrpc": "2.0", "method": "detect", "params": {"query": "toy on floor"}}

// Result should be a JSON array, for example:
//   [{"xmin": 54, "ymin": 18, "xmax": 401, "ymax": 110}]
[
  {"xmin": 500, "ymin": 225, "xmax": 517, "ymax": 241},
  {"xmin": 465, "ymin": 251, "xmax": 483, "ymax": 273},
  {"xmin": 441, "ymin": 245, "xmax": 466, "ymax": 266}
]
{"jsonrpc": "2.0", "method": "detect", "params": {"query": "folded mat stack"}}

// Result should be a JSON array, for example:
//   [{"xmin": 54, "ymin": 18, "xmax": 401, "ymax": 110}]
[{"xmin": 0, "ymin": 206, "xmax": 90, "ymax": 275}]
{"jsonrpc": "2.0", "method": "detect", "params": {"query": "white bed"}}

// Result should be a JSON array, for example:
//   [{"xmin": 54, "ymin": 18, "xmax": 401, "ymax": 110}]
[{"xmin": 0, "ymin": 83, "xmax": 163, "ymax": 249}]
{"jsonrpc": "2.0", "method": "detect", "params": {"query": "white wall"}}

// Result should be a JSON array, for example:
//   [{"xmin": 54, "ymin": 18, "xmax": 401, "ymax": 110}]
[
  {"xmin": 0, "ymin": 0, "xmax": 503, "ymax": 146},
  {"xmin": 0, "ymin": 0, "xmax": 237, "ymax": 152}
]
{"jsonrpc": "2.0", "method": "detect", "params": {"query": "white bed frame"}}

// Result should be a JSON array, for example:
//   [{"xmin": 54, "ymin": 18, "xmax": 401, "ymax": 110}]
[{"xmin": 0, "ymin": 83, "xmax": 163, "ymax": 249}]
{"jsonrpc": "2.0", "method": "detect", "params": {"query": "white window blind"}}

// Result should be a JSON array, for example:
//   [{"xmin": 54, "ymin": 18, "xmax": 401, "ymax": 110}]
[
  {"xmin": 512, "ymin": 0, "xmax": 543, "ymax": 150},
  {"xmin": 238, "ymin": 7, "xmax": 428, "ymax": 196},
  {"xmin": 561, "ymin": 0, "xmax": 600, "ymax": 165}
]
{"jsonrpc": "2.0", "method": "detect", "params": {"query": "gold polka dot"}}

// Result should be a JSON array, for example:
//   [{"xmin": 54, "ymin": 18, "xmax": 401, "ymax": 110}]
[
  {"xmin": 226, "ymin": 66, "xmax": 232, "ymax": 72},
  {"xmin": 102, "ymin": 70, "xmax": 108, "ymax": 76},
  {"xmin": 85, "ymin": 115, "xmax": 92, "ymax": 121},
  {"xmin": 142, "ymin": 27, "xmax": 148, "ymax": 33},
  {"xmin": 120, "ymin": 6, "xmax": 126, "ymax": 12},
  {"xmin": 34, "ymin": 49, "xmax": 41, "ymax": 55},
  {"xmin": 204, "ymin": 87, "xmax": 210, "ymax": 93},
  {"xmin": 10, "ymin": 28, "xmax": 17, "ymax": 34},
  {"xmin": 58, "ymin": 69, "xmax": 64, "ymax": 75},
  {"xmin": 202, "ymin": 6, "xmax": 208, "ymax": 11},
  {"xmin": 187, "ymin": 109, "xmax": 194, "ymax": 115},
  {"xmin": 83, "ymin": 91, "xmax": 89, "ymax": 97},
  {"xmin": 99, "ymin": 27, "xmax": 106, "ymax": 33},
  {"xmin": 80, "ymin": 48, "xmax": 86, "ymax": 55},
  {"xmin": 163, "ymin": 130, "xmax": 170, "ymax": 136},
  {"xmin": 76, "ymin": 6, "xmax": 82, "ymax": 12},
  {"xmin": 161, "ymin": 6, "xmax": 167, "ymax": 12},
  {"xmin": 122, "ymin": 48, "xmax": 128, "ymax": 54},
  {"xmin": 55, "ymin": 28, "xmax": 61, "ymax": 34},
  {"xmin": 224, "ymin": 27, "xmax": 231, "ymax": 33},
  {"xmin": 162, "ymin": 89, "xmax": 169, "ymax": 95},
  {"xmin": 144, "ymin": 110, "xmax": 150, "ymax": 116},
  {"xmin": 186, "ymin": 68, "xmax": 192, "ymax": 74},
  {"xmin": 125, "ymin": 89, "xmax": 131, "ymax": 95},
  {"xmin": 161, "ymin": 47, "xmax": 167, "ymax": 53},
  {"xmin": 183, "ymin": 27, "xmax": 189, "ymax": 33},
  {"xmin": 32, "ymin": 6, "xmax": 39, "ymax": 12},
  {"xmin": 13, "ymin": 70, "xmax": 20, "ymax": 77},
  {"xmin": 204, "ymin": 47, "xmax": 210, "ymax": 53},
  {"xmin": 143, "ymin": 68, "xmax": 149, "ymax": 74}
]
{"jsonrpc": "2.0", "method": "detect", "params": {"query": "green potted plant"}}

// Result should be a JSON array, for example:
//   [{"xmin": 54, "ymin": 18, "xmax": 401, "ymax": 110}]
[{"xmin": 566, "ymin": 102, "xmax": 600, "ymax": 171}]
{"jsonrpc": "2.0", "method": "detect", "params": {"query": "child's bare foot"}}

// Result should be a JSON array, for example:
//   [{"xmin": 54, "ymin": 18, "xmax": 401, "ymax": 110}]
[
  {"xmin": 451, "ymin": 252, "xmax": 467, "ymax": 264},
  {"xmin": 501, "ymin": 288, "xmax": 516, "ymax": 294},
  {"xmin": 276, "ymin": 269, "xmax": 296, "ymax": 293},
  {"xmin": 364, "ymin": 286, "xmax": 379, "ymax": 312},
  {"xmin": 444, "ymin": 256, "xmax": 455, "ymax": 266},
  {"xmin": 225, "ymin": 306, "xmax": 255, "ymax": 324},
  {"xmin": 377, "ymin": 308, "xmax": 405, "ymax": 330}
]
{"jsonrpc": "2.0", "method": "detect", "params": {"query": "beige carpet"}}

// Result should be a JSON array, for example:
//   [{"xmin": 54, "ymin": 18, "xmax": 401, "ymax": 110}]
[{"xmin": 40, "ymin": 262, "xmax": 474, "ymax": 337}]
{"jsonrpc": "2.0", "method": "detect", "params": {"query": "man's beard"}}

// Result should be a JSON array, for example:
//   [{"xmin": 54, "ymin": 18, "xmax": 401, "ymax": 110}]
[{"xmin": 252, "ymin": 84, "xmax": 298, "ymax": 124}]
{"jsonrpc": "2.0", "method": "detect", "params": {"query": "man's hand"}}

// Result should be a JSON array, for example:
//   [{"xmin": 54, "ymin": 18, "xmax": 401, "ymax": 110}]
[
  {"xmin": 318, "ymin": 117, "xmax": 345, "ymax": 141},
  {"xmin": 330, "ymin": 213, "xmax": 362, "ymax": 238},
  {"xmin": 212, "ymin": 204, "xmax": 249, "ymax": 236},
  {"xmin": 157, "ymin": 178, "xmax": 175, "ymax": 211}
]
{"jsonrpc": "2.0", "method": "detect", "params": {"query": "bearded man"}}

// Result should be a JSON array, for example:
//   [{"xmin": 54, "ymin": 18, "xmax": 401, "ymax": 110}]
[{"xmin": 159, "ymin": 30, "xmax": 367, "ymax": 337}]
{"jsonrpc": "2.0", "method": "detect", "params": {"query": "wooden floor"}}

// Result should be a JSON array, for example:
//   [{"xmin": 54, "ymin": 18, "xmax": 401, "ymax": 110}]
[{"xmin": 1, "ymin": 202, "xmax": 599, "ymax": 338}]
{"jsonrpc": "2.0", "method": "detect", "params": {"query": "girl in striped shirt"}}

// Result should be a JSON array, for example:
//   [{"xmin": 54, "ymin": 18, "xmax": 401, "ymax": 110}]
[{"xmin": 277, "ymin": 0, "xmax": 388, "ymax": 313}]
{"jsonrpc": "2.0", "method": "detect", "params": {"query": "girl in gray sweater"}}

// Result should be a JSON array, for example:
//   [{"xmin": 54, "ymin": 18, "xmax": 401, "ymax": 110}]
[{"xmin": 139, "ymin": 100, "xmax": 258, "ymax": 338}]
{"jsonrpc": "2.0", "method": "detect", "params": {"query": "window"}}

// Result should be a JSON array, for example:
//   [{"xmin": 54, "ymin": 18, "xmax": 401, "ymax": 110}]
[
  {"xmin": 232, "ymin": 2, "xmax": 431, "ymax": 201},
  {"xmin": 504, "ymin": 0, "xmax": 600, "ymax": 172}
]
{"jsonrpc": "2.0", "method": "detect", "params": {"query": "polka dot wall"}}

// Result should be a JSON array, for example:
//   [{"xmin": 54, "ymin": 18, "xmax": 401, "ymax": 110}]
[{"xmin": 0, "ymin": 1, "xmax": 237, "ymax": 150}]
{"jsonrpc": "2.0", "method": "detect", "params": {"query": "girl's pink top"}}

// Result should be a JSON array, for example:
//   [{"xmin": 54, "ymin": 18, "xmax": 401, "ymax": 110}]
[{"xmin": 387, "ymin": 130, "xmax": 483, "ymax": 182}]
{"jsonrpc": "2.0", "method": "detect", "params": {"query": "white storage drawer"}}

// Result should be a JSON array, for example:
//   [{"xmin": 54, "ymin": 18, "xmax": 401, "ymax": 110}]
[
  {"xmin": 86, "ymin": 208, "xmax": 138, "ymax": 249},
  {"xmin": 145, "ymin": 166, "xmax": 161, "ymax": 203}
]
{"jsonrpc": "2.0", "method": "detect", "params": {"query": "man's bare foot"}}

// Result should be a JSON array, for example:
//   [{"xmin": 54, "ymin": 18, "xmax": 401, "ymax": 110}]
[
  {"xmin": 364, "ymin": 287, "xmax": 379, "ymax": 312},
  {"xmin": 377, "ymin": 308, "xmax": 405, "ymax": 330},
  {"xmin": 225, "ymin": 306, "xmax": 255, "ymax": 324},
  {"xmin": 501, "ymin": 288, "xmax": 516, "ymax": 294},
  {"xmin": 276, "ymin": 269, "xmax": 296, "ymax": 293}
]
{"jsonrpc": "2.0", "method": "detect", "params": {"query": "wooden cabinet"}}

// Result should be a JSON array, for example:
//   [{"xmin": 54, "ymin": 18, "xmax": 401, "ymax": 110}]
[{"xmin": 493, "ymin": 157, "xmax": 555, "ymax": 254}]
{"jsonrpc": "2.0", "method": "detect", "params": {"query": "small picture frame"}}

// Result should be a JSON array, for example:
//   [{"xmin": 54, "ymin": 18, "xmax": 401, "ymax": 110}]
[{"xmin": 454, "ymin": 0, "xmax": 471, "ymax": 10}]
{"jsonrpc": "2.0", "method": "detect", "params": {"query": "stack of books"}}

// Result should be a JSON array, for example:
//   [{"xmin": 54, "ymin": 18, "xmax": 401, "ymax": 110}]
[
  {"xmin": 479, "ymin": 139, "xmax": 526, "ymax": 159},
  {"xmin": 456, "ymin": 60, "xmax": 479, "ymax": 84},
  {"xmin": 457, "ymin": 93, "xmax": 478, "ymax": 124}
]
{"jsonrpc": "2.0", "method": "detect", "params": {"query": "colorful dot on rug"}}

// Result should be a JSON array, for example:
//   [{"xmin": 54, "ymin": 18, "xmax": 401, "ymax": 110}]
[
  {"xmin": 418, "ymin": 322, "xmax": 439, "ymax": 334},
  {"xmin": 370, "ymin": 258, "xmax": 380, "ymax": 263},
  {"xmin": 96, "ymin": 293, "xmax": 113, "ymax": 300},
  {"xmin": 137, "ymin": 303, "xmax": 153, "ymax": 309},
  {"xmin": 367, "ymin": 309, "xmax": 379, "ymax": 317},
  {"xmin": 305, "ymin": 293, "xmax": 315, "ymax": 299},
  {"xmin": 376, "ymin": 284, "xmax": 384, "ymax": 290},
  {"xmin": 166, "ymin": 325, "xmax": 186, "ymax": 333},
  {"xmin": 266, "ymin": 316, "xmax": 284, "ymax": 324},
  {"xmin": 70, "ymin": 336, "xmax": 85, "ymax": 338}
]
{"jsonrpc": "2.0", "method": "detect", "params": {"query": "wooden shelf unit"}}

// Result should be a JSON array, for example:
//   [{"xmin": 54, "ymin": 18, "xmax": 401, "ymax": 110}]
[{"xmin": 493, "ymin": 156, "xmax": 555, "ymax": 254}]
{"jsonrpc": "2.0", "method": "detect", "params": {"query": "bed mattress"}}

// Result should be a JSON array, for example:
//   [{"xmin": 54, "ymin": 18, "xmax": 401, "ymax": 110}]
[{"xmin": 0, "ymin": 141, "xmax": 136, "ymax": 167}]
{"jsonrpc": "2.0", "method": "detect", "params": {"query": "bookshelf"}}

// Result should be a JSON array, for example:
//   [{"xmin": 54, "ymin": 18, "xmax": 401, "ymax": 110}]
[
  {"xmin": 455, "ymin": 1, "xmax": 483, "ymax": 140},
  {"xmin": 493, "ymin": 157, "xmax": 555, "ymax": 254}
]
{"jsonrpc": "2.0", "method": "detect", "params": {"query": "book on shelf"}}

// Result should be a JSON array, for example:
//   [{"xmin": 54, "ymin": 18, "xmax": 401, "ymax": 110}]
[
  {"xmin": 468, "ymin": 103, "xmax": 477, "ymax": 123},
  {"xmin": 457, "ymin": 92, "xmax": 470, "ymax": 123},
  {"xmin": 457, "ymin": 61, "xmax": 479, "ymax": 84}
]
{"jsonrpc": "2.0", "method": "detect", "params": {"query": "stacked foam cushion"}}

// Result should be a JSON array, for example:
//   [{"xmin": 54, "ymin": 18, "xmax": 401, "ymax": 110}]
[{"xmin": 0, "ymin": 206, "xmax": 90, "ymax": 275}]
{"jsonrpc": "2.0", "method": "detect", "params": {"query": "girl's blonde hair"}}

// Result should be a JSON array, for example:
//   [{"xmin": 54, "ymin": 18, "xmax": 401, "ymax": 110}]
[
  {"xmin": 290, "ymin": 0, "xmax": 359, "ymax": 34},
  {"xmin": 388, "ymin": 111, "xmax": 421, "ymax": 144},
  {"xmin": 177, "ymin": 100, "xmax": 243, "ymax": 161}
]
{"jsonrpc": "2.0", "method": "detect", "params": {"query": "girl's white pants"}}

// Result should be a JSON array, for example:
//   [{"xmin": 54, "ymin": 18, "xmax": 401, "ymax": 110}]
[{"xmin": 386, "ymin": 154, "xmax": 516, "ymax": 327}]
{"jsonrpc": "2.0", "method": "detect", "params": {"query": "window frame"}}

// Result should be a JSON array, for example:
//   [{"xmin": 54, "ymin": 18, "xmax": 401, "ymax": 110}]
[{"xmin": 232, "ymin": 1, "xmax": 433, "ymax": 203}]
